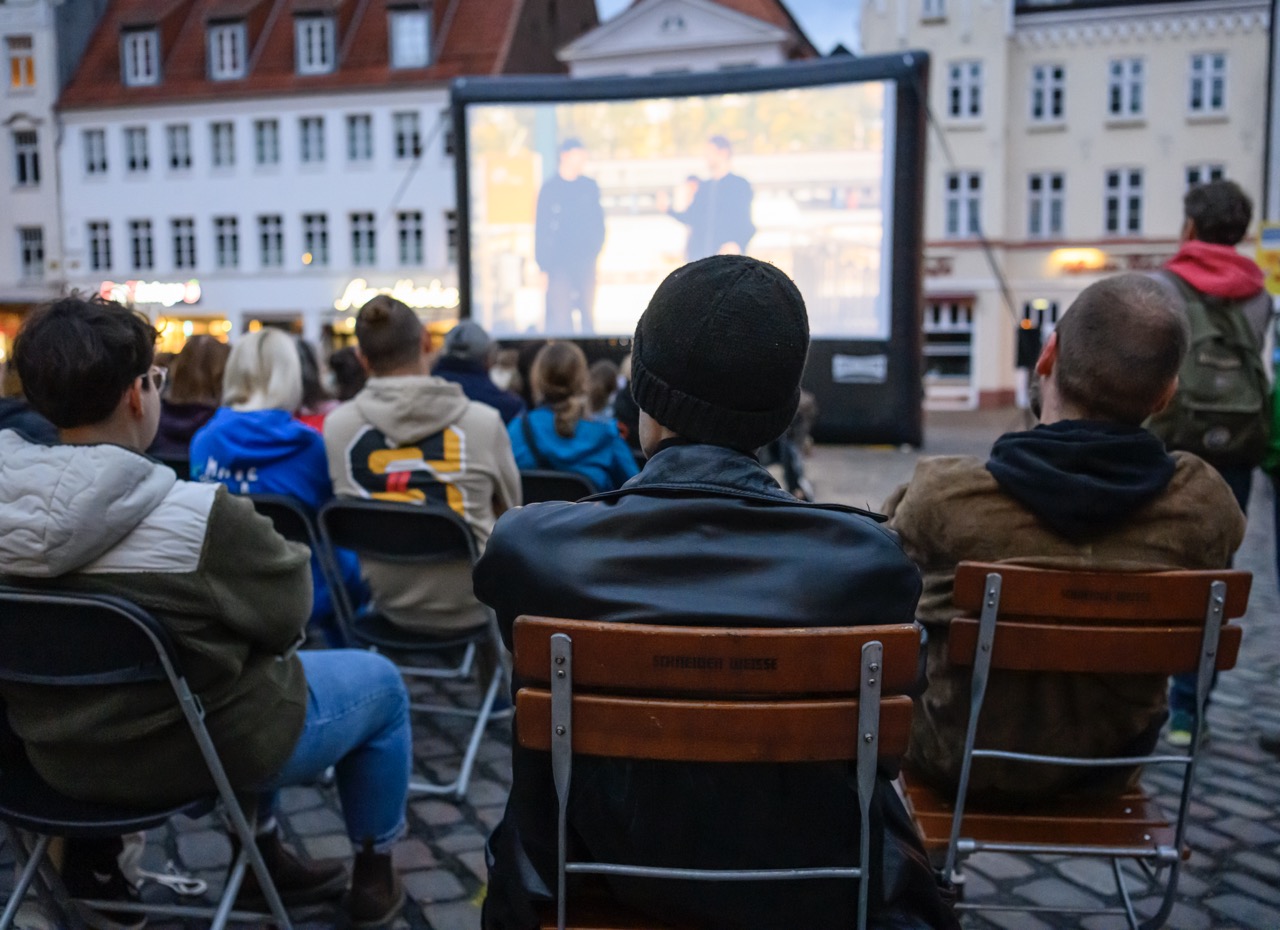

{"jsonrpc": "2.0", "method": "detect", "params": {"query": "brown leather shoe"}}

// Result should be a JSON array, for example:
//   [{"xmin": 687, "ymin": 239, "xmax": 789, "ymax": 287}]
[
  {"xmin": 234, "ymin": 828, "xmax": 347, "ymax": 909},
  {"xmin": 347, "ymin": 839, "xmax": 406, "ymax": 929}
]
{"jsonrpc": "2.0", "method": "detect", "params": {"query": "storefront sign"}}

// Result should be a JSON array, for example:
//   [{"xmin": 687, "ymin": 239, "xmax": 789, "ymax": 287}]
[
  {"xmin": 333, "ymin": 278, "xmax": 460, "ymax": 312},
  {"xmin": 99, "ymin": 279, "xmax": 201, "ymax": 308},
  {"xmin": 1258, "ymin": 223, "xmax": 1280, "ymax": 297}
]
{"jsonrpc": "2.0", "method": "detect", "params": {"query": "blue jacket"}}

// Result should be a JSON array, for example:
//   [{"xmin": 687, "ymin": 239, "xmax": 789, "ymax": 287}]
[
  {"xmin": 432, "ymin": 356, "xmax": 526, "ymax": 425},
  {"xmin": 507, "ymin": 407, "xmax": 637, "ymax": 492}
]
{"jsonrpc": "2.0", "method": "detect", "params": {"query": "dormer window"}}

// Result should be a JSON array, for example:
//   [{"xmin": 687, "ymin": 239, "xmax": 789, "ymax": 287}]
[
  {"xmin": 121, "ymin": 29, "xmax": 160, "ymax": 86},
  {"xmin": 208, "ymin": 22, "xmax": 247, "ymax": 80},
  {"xmin": 295, "ymin": 16, "xmax": 335, "ymax": 75},
  {"xmin": 389, "ymin": 8, "xmax": 430, "ymax": 69}
]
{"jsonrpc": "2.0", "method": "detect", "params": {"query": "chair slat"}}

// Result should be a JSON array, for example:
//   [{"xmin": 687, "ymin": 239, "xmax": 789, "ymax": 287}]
[
  {"xmin": 516, "ymin": 691, "xmax": 913, "ymax": 763},
  {"xmin": 952, "ymin": 563, "xmax": 1250, "ymax": 621},
  {"xmin": 513, "ymin": 618, "xmax": 921, "ymax": 696},
  {"xmin": 947, "ymin": 620, "xmax": 1243, "ymax": 673}
]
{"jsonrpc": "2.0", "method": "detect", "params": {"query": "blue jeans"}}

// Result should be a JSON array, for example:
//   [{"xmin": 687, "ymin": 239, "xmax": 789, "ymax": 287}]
[{"xmin": 261, "ymin": 650, "xmax": 410, "ymax": 852}]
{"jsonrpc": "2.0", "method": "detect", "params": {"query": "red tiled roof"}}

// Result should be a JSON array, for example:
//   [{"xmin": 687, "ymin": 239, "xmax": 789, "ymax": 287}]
[
  {"xmin": 628, "ymin": 0, "xmax": 817, "ymax": 58},
  {"xmin": 59, "ymin": 0, "xmax": 593, "ymax": 110}
]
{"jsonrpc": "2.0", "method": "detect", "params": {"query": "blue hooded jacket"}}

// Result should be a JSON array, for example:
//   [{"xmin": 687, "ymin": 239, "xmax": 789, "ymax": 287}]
[{"xmin": 508, "ymin": 407, "xmax": 638, "ymax": 493}]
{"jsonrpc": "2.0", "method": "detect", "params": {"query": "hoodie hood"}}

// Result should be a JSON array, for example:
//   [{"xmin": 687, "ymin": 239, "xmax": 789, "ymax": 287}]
[
  {"xmin": 0, "ymin": 431, "xmax": 176, "ymax": 577},
  {"xmin": 985, "ymin": 420, "xmax": 1176, "ymax": 541},
  {"xmin": 194, "ymin": 408, "xmax": 320, "ymax": 469},
  {"xmin": 1165, "ymin": 240, "xmax": 1265, "ymax": 300},
  {"xmin": 353, "ymin": 376, "xmax": 470, "ymax": 446}
]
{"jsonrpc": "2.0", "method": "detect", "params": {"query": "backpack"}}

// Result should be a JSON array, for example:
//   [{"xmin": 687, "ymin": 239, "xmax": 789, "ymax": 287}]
[{"xmin": 1146, "ymin": 271, "xmax": 1271, "ymax": 467}]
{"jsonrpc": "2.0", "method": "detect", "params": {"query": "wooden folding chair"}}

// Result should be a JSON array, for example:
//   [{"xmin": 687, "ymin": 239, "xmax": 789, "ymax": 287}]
[
  {"xmin": 899, "ymin": 562, "xmax": 1250, "ymax": 930},
  {"xmin": 512, "ymin": 617, "xmax": 922, "ymax": 930}
]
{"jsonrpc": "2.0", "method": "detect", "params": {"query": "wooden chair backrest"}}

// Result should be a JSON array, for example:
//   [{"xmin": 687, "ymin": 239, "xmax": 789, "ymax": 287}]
[
  {"xmin": 948, "ymin": 562, "xmax": 1251, "ymax": 674},
  {"xmin": 512, "ymin": 617, "xmax": 920, "ymax": 764}
]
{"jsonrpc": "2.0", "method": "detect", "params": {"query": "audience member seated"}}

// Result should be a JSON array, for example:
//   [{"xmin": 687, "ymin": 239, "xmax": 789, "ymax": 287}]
[
  {"xmin": 191, "ymin": 328, "xmax": 361, "ymax": 630},
  {"xmin": 0, "ymin": 296, "xmax": 410, "ymax": 927},
  {"xmin": 507, "ymin": 343, "xmax": 638, "ymax": 493},
  {"xmin": 147, "ymin": 334, "xmax": 229, "ymax": 460},
  {"xmin": 330, "ymin": 345, "xmax": 368, "ymax": 401},
  {"xmin": 884, "ymin": 273, "xmax": 1245, "ymax": 804},
  {"xmin": 324, "ymin": 296, "xmax": 520, "ymax": 637},
  {"xmin": 433, "ymin": 320, "xmax": 526, "ymax": 424},
  {"xmin": 476, "ymin": 256, "xmax": 956, "ymax": 930},
  {"xmin": 296, "ymin": 338, "xmax": 339, "ymax": 432},
  {"xmin": 586, "ymin": 358, "xmax": 619, "ymax": 421},
  {"xmin": 0, "ymin": 362, "xmax": 56, "ymax": 443}
]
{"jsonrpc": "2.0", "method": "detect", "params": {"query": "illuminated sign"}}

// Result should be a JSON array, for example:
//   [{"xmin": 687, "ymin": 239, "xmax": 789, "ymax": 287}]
[
  {"xmin": 333, "ymin": 278, "xmax": 460, "ymax": 312},
  {"xmin": 1049, "ymin": 248, "xmax": 1109, "ymax": 275},
  {"xmin": 100, "ymin": 279, "xmax": 201, "ymax": 307}
]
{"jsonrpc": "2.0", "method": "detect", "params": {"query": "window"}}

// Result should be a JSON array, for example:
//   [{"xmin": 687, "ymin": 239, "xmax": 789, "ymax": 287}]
[
  {"xmin": 254, "ymin": 119, "xmax": 279, "ymax": 166},
  {"xmin": 1104, "ymin": 168, "xmax": 1143, "ymax": 235},
  {"xmin": 351, "ymin": 212, "xmax": 376, "ymax": 266},
  {"xmin": 947, "ymin": 61, "xmax": 982, "ymax": 119},
  {"xmin": 18, "ymin": 227, "xmax": 42, "ymax": 280},
  {"xmin": 1186, "ymin": 164, "xmax": 1225, "ymax": 189},
  {"xmin": 1107, "ymin": 58, "xmax": 1143, "ymax": 117},
  {"xmin": 124, "ymin": 126, "xmax": 149, "ymax": 173},
  {"xmin": 1030, "ymin": 65, "xmax": 1065, "ymax": 122},
  {"xmin": 397, "ymin": 210, "xmax": 423, "ymax": 265},
  {"xmin": 394, "ymin": 111, "xmax": 420, "ymax": 159},
  {"xmin": 167, "ymin": 124, "xmax": 191, "ymax": 170},
  {"xmin": 83, "ymin": 129, "xmax": 108, "ymax": 174},
  {"xmin": 259, "ymin": 214, "xmax": 283, "ymax": 267},
  {"xmin": 302, "ymin": 213, "xmax": 328, "ymax": 265},
  {"xmin": 13, "ymin": 130, "xmax": 38, "ymax": 186},
  {"xmin": 88, "ymin": 221, "xmax": 112, "ymax": 271},
  {"xmin": 943, "ymin": 171, "xmax": 982, "ymax": 238},
  {"xmin": 6, "ymin": 36, "xmax": 34, "ymax": 90},
  {"xmin": 1189, "ymin": 53, "xmax": 1226, "ymax": 114},
  {"xmin": 921, "ymin": 0, "xmax": 945, "ymax": 19},
  {"xmin": 389, "ymin": 9, "xmax": 430, "ymax": 69},
  {"xmin": 441, "ymin": 108, "xmax": 454, "ymax": 156},
  {"xmin": 294, "ymin": 17, "xmax": 335, "ymax": 75},
  {"xmin": 300, "ymin": 117, "xmax": 324, "ymax": 163},
  {"xmin": 172, "ymin": 217, "xmax": 196, "ymax": 269},
  {"xmin": 346, "ymin": 114, "xmax": 372, "ymax": 161},
  {"xmin": 1027, "ymin": 172, "xmax": 1064, "ymax": 238},
  {"xmin": 211, "ymin": 121, "xmax": 235, "ymax": 167},
  {"xmin": 130, "ymin": 219, "xmax": 154, "ymax": 270},
  {"xmin": 121, "ymin": 29, "xmax": 160, "ymax": 86},
  {"xmin": 445, "ymin": 209, "xmax": 458, "ymax": 265},
  {"xmin": 214, "ymin": 216, "xmax": 238, "ymax": 268},
  {"xmin": 208, "ymin": 22, "xmax": 246, "ymax": 80}
]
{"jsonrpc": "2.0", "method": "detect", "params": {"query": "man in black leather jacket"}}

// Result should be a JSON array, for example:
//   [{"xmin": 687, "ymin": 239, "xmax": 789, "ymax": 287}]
[{"xmin": 475, "ymin": 255, "xmax": 957, "ymax": 930}]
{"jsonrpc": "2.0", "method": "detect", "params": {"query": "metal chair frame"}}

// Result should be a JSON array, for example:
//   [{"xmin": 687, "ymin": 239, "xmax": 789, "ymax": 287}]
[{"xmin": 0, "ymin": 586, "xmax": 292, "ymax": 930}]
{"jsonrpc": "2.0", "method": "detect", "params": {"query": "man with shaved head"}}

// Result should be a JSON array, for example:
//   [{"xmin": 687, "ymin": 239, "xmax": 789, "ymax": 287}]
[{"xmin": 885, "ymin": 273, "xmax": 1245, "ymax": 803}]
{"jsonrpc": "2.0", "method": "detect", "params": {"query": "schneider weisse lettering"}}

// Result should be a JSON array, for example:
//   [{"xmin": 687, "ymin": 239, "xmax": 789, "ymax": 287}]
[
  {"xmin": 652, "ymin": 656, "xmax": 778, "ymax": 671},
  {"xmin": 349, "ymin": 426, "xmax": 466, "ymax": 516}
]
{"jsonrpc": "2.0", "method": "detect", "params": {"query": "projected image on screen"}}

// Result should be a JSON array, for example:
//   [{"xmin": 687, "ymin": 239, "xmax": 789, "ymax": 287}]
[{"xmin": 465, "ymin": 81, "xmax": 895, "ymax": 339}]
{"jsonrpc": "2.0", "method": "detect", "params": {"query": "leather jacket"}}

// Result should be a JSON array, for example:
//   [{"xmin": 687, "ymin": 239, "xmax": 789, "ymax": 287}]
[{"xmin": 475, "ymin": 442, "xmax": 958, "ymax": 930}]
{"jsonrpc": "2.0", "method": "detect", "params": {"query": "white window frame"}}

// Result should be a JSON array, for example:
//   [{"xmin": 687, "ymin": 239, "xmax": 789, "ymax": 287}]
[
  {"xmin": 208, "ymin": 22, "xmax": 247, "ymax": 80},
  {"xmin": 294, "ymin": 17, "xmax": 335, "ymax": 75},
  {"xmin": 13, "ymin": 130, "xmax": 39, "ymax": 187},
  {"xmin": 88, "ymin": 221, "xmax": 112, "ymax": 271},
  {"xmin": 346, "ymin": 114, "xmax": 372, "ymax": 161},
  {"xmin": 1104, "ymin": 168, "xmax": 1144, "ymax": 236},
  {"xmin": 1030, "ymin": 64, "xmax": 1065, "ymax": 123},
  {"xmin": 397, "ymin": 210, "xmax": 423, "ymax": 265},
  {"xmin": 167, "ymin": 124, "xmax": 191, "ymax": 170},
  {"xmin": 300, "ymin": 116, "xmax": 324, "ymax": 163},
  {"xmin": 211, "ymin": 121, "xmax": 235, "ymax": 168},
  {"xmin": 350, "ymin": 212, "xmax": 376, "ymax": 266},
  {"xmin": 944, "ymin": 171, "xmax": 982, "ymax": 238},
  {"xmin": 6, "ymin": 36, "xmax": 35, "ymax": 91},
  {"xmin": 129, "ymin": 219, "xmax": 154, "ymax": 271},
  {"xmin": 259, "ymin": 214, "xmax": 283, "ymax": 267},
  {"xmin": 124, "ymin": 126, "xmax": 149, "ymax": 173},
  {"xmin": 1189, "ymin": 52, "xmax": 1227, "ymax": 115},
  {"xmin": 121, "ymin": 29, "xmax": 160, "ymax": 87},
  {"xmin": 946, "ymin": 60, "xmax": 982, "ymax": 119},
  {"xmin": 83, "ymin": 129, "xmax": 108, "ymax": 175},
  {"xmin": 1185, "ymin": 163, "xmax": 1225, "ymax": 189},
  {"xmin": 1107, "ymin": 57, "xmax": 1143, "ymax": 118},
  {"xmin": 18, "ymin": 226, "xmax": 42, "ymax": 281},
  {"xmin": 393, "ymin": 111, "xmax": 420, "ymax": 159},
  {"xmin": 1027, "ymin": 172, "xmax": 1064, "ymax": 239},
  {"xmin": 254, "ymin": 119, "xmax": 279, "ymax": 166},
  {"xmin": 389, "ymin": 9, "xmax": 430, "ymax": 69},
  {"xmin": 172, "ymin": 217, "xmax": 196, "ymax": 269},
  {"xmin": 302, "ymin": 213, "xmax": 328, "ymax": 265},
  {"xmin": 214, "ymin": 216, "xmax": 238, "ymax": 268}
]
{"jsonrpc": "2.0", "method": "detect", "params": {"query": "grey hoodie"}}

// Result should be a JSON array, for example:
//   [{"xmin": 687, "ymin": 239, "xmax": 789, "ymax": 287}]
[{"xmin": 324, "ymin": 375, "xmax": 520, "ymax": 633}]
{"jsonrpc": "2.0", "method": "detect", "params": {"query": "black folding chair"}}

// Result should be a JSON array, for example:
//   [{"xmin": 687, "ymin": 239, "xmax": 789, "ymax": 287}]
[
  {"xmin": 0, "ymin": 586, "xmax": 292, "ymax": 929},
  {"xmin": 519, "ymin": 470, "xmax": 597, "ymax": 504},
  {"xmin": 316, "ymin": 499, "xmax": 503, "ymax": 799}
]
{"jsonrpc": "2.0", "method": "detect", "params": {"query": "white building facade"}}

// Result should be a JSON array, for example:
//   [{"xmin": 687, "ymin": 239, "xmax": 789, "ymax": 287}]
[{"xmin": 861, "ymin": 0, "xmax": 1271, "ymax": 408}]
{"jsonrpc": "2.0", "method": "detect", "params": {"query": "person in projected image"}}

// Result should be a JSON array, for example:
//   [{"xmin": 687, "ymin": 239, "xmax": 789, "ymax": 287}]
[
  {"xmin": 659, "ymin": 134, "xmax": 756, "ymax": 260},
  {"xmin": 534, "ymin": 138, "xmax": 606, "ymax": 335}
]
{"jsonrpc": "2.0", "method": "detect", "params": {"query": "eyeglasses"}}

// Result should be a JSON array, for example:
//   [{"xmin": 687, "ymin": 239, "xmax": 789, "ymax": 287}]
[{"xmin": 140, "ymin": 366, "xmax": 167, "ymax": 393}]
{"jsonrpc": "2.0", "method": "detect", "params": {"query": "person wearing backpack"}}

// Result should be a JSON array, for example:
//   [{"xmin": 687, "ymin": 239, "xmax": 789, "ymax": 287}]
[{"xmin": 1146, "ymin": 178, "xmax": 1272, "ymax": 747}]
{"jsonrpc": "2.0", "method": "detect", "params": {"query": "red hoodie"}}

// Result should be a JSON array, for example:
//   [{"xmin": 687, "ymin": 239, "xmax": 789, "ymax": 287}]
[{"xmin": 1165, "ymin": 239, "xmax": 1265, "ymax": 300}]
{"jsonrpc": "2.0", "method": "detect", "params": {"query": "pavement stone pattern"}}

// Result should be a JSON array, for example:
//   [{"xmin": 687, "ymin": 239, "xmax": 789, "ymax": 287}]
[{"xmin": 3, "ymin": 409, "xmax": 1279, "ymax": 929}]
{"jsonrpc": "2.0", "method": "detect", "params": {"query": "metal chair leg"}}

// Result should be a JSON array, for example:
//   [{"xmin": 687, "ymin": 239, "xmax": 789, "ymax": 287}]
[{"xmin": 0, "ymin": 833, "xmax": 50, "ymax": 930}]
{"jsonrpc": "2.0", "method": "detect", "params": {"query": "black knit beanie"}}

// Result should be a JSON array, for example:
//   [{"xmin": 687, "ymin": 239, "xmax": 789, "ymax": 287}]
[{"xmin": 630, "ymin": 255, "xmax": 809, "ymax": 452}]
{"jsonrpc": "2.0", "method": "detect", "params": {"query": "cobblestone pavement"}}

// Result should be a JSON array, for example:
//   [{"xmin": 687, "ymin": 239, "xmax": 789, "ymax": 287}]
[{"xmin": 4, "ymin": 409, "xmax": 1279, "ymax": 929}]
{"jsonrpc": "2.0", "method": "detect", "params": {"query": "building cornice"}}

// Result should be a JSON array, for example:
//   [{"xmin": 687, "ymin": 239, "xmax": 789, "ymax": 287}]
[{"xmin": 1015, "ymin": 2, "xmax": 1269, "ymax": 48}]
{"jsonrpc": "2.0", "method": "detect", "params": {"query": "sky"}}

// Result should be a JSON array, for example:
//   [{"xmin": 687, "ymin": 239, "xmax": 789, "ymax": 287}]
[{"xmin": 593, "ymin": 0, "xmax": 859, "ymax": 55}]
